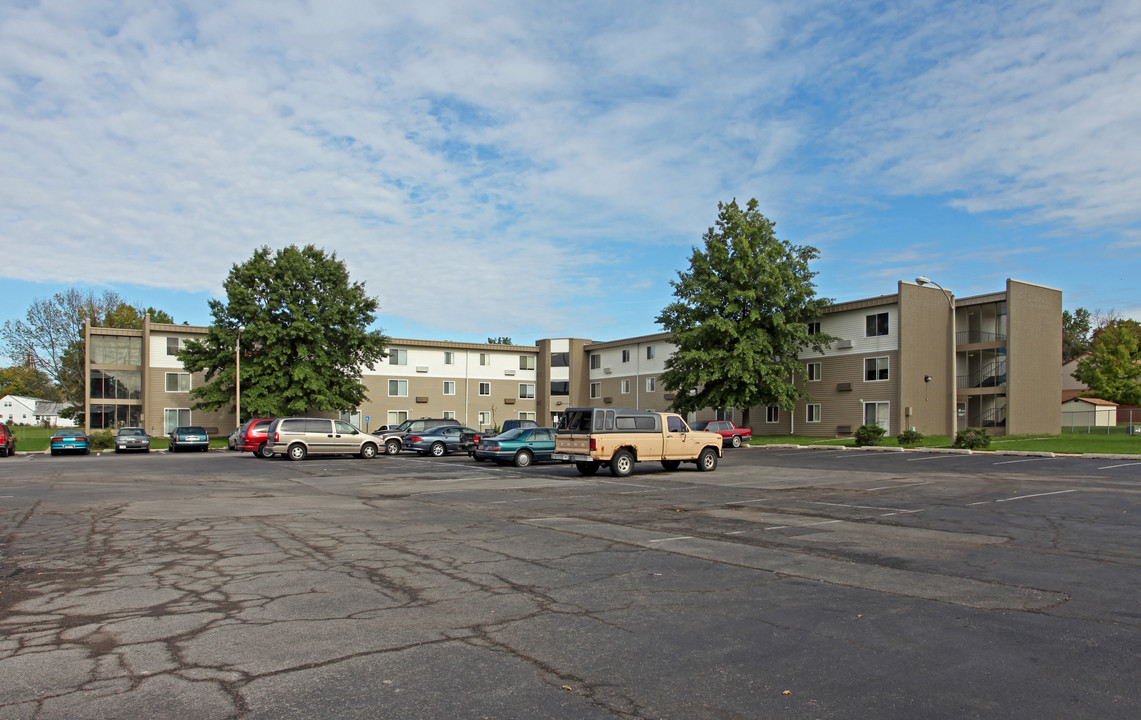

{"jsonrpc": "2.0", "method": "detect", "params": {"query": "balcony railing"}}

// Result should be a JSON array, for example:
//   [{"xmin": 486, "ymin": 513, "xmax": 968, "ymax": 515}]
[
  {"xmin": 957, "ymin": 361, "xmax": 1007, "ymax": 389},
  {"xmin": 956, "ymin": 330, "xmax": 1006, "ymax": 345}
]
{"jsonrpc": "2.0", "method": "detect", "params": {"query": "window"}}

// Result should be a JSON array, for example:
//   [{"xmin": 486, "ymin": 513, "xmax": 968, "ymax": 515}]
[
  {"xmin": 667, "ymin": 416, "xmax": 686, "ymax": 432},
  {"xmin": 479, "ymin": 382, "xmax": 491, "ymax": 396},
  {"xmin": 865, "ymin": 357, "xmax": 889, "ymax": 382},
  {"xmin": 806, "ymin": 404, "xmax": 822, "ymax": 423},
  {"xmin": 443, "ymin": 411, "xmax": 456, "ymax": 420},
  {"xmin": 766, "ymin": 406, "xmax": 779, "ymax": 423},
  {"xmin": 520, "ymin": 355, "xmax": 535, "ymax": 370},
  {"xmin": 443, "ymin": 381, "xmax": 456, "ymax": 396},
  {"xmin": 646, "ymin": 377, "xmax": 656, "ymax": 392},
  {"xmin": 165, "ymin": 372, "xmax": 191, "ymax": 392},
  {"xmin": 479, "ymin": 353, "xmax": 490, "ymax": 366},
  {"xmin": 806, "ymin": 362, "xmax": 821, "ymax": 382},
  {"xmin": 520, "ymin": 412, "xmax": 536, "ymax": 421},
  {"xmin": 589, "ymin": 382, "xmax": 601, "ymax": 399},
  {"xmin": 621, "ymin": 349, "xmax": 631, "ymax": 363},
  {"xmin": 389, "ymin": 379, "xmax": 408, "ymax": 397},
  {"xmin": 621, "ymin": 379, "xmax": 631, "ymax": 394},
  {"xmin": 90, "ymin": 370, "xmax": 142, "ymax": 400},
  {"xmin": 166, "ymin": 337, "xmax": 180, "ymax": 355},
  {"xmin": 388, "ymin": 410, "xmax": 408, "ymax": 426},
  {"xmin": 864, "ymin": 401, "xmax": 889, "ymax": 432},
  {"xmin": 550, "ymin": 352, "xmax": 570, "ymax": 368},
  {"xmin": 646, "ymin": 346, "xmax": 655, "ymax": 360},
  {"xmin": 91, "ymin": 404, "xmax": 142, "ymax": 430},
  {"xmin": 389, "ymin": 349, "xmax": 408, "ymax": 366},
  {"xmin": 478, "ymin": 411, "xmax": 492, "ymax": 427},
  {"xmin": 807, "ymin": 322, "xmax": 821, "ymax": 336},
  {"xmin": 164, "ymin": 408, "xmax": 190, "ymax": 434},
  {"xmin": 444, "ymin": 351, "xmax": 455, "ymax": 365},
  {"xmin": 551, "ymin": 381, "xmax": 569, "ymax": 396},
  {"xmin": 89, "ymin": 335, "xmax": 142, "ymax": 365},
  {"xmin": 519, "ymin": 383, "xmax": 535, "ymax": 399},
  {"xmin": 866, "ymin": 312, "xmax": 889, "ymax": 337},
  {"xmin": 590, "ymin": 354, "xmax": 601, "ymax": 369}
]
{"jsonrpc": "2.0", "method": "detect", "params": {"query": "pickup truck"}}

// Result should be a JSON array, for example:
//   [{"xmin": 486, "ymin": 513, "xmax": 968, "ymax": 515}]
[
  {"xmin": 690, "ymin": 420, "xmax": 752, "ymax": 448},
  {"xmin": 554, "ymin": 407, "xmax": 723, "ymax": 477}
]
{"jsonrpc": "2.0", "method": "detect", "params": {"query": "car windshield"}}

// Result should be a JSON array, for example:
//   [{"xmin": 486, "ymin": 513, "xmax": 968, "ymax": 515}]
[
  {"xmin": 181, "ymin": 427, "xmax": 206, "ymax": 434},
  {"xmin": 56, "ymin": 430, "xmax": 84, "ymax": 438},
  {"xmin": 119, "ymin": 428, "xmax": 146, "ymax": 436},
  {"xmin": 690, "ymin": 421, "xmax": 709, "ymax": 430},
  {"xmin": 496, "ymin": 428, "xmax": 527, "ymax": 440}
]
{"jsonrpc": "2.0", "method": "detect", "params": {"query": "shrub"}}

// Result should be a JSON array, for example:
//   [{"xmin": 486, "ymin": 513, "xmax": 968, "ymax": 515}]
[
  {"xmin": 89, "ymin": 430, "xmax": 115, "ymax": 451},
  {"xmin": 854, "ymin": 424, "xmax": 887, "ymax": 446},
  {"xmin": 897, "ymin": 429, "xmax": 924, "ymax": 447},
  {"xmin": 953, "ymin": 427, "xmax": 991, "ymax": 450}
]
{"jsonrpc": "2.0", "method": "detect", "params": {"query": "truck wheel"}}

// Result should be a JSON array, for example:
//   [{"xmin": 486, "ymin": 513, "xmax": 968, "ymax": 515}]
[
  {"xmin": 575, "ymin": 461, "xmax": 600, "ymax": 476},
  {"xmin": 386, "ymin": 439, "xmax": 401, "ymax": 455},
  {"xmin": 661, "ymin": 460, "xmax": 681, "ymax": 471},
  {"xmin": 697, "ymin": 447, "xmax": 718, "ymax": 472},
  {"xmin": 610, "ymin": 449, "xmax": 635, "ymax": 477},
  {"xmin": 730, "ymin": 434, "xmax": 742, "ymax": 448},
  {"xmin": 514, "ymin": 449, "xmax": 533, "ymax": 468}
]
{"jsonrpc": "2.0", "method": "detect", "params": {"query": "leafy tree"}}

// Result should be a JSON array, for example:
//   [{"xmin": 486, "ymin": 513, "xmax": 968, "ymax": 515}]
[
  {"xmin": 487, "ymin": 336, "xmax": 514, "ymax": 345},
  {"xmin": 0, "ymin": 289, "xmax": 127, "ymax": 383},
  {"xmin": 178, "ymin": 245, "xmax": 389, "ymax": 419},
  {"xmin": 1073, "ymin": 320, "xmax": 1141, "ymax": 405},
  {"xmin": 1062, "ymin": 308, "xmax": 1092, "ymax": 363},
  {"xmin": 0, "ymin": 363, "xmax": 61, "ymax": 399},
  {"xmin": 656, "ymin": 199, "xmax": 834, "ymax": 427}
]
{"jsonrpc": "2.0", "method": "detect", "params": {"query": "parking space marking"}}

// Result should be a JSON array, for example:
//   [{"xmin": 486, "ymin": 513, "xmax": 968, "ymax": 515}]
[
  {"xmin": 993, "ymin": 458, "xmax": 1054, "ymax": 465},
  {"xmin": 907, "ymin": 454, "xmax": 963, "ymax": 462},
  {"xmin": 865, "ymin": 481, "xmax": 934, "ymax": 491},
  {"xmin": 1098, "ymin": 461, "xmax": 1141, "ymax": 469},
  {"xmin": 995, "ymin": 489, "xmax": 1079, "ymax": 503},
  {"xmin": 619, "ymin": 486, "xmax": 704, "ymax": 495},
  {"xmin": 811, "ymin": 501, "xmax": 917, "ymax": 512},
  {"xmin": 649, "ymin": 536, "xmax": 694, "ymax": 543}
]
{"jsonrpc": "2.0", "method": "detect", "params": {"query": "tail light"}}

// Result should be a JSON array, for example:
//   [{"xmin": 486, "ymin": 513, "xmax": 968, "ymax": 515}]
[
  {"xmin": 408, "ymin": 436, "xmax": 423, "ymax": 442},
  {"xmin": 590, "ymin": 438, "xmax": 597, "ymax": 451},
  {"xmin": 274, "ymin": 431, "xmax": 279, "ymax": 441},
  {"xmin": 473, "ymin": 435, "xmax": 481, "ymax": 444}
]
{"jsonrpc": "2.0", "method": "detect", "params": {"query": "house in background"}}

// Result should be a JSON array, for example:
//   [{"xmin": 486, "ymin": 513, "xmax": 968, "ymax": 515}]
[
  {"xmin": 0, "ymin": 395, "xmax": 77, "ymax": 427},
  {"xmin": 1061, "ymin": 396, "xmax": 1117, "ymax": 429}
]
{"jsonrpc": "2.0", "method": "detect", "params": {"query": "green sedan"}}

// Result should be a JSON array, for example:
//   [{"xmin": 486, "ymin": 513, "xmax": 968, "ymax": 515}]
[
  {"xmin": 169, "ymin": 426, "xmax": 211, "ymax": 452},
  {"xmin": 473, "ymin": 427, "xmax": 557, "ymax": 467}
]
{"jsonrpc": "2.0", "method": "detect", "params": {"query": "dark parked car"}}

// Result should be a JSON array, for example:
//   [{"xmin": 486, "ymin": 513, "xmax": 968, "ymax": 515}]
[
  {"xmin": 473, "ymin": 427, "xmax": 557, "ymax": 467},
  {"xmin": 378, "ymin": 417, "xmax": 462, "ymax": 455},
  {"xmin": 50, "ymin": 429, "xmax": 90, "ymax": 456},
  {"xmin": 403, "ymin": 426, "xmax": 479, "ymax": 457},
  {"xmin": 115, "ymin": 427, "xmax": 151, "ymax": 453},
  {"xmin": 0, "ymin": 422, "xmax": 15, "ymax": 457},
  {"xmin": 229, "ymin": 418, "xmax": 275, "ymax": 457},
  {"xmin": 169, "ymin": 426, "xmax": 211, "ymax": 452},
  {"xmin": 499, "ymin": 418, "xmax": 539, "ymax": 434}
]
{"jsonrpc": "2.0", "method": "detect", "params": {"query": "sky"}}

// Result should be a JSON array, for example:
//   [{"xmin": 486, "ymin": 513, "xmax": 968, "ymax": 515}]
[{"xmin": 2, "ymin": 0, "xmax": 1139, "ymax": 361}]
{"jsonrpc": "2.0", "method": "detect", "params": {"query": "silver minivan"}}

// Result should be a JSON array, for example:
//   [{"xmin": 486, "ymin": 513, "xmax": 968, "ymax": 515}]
[{"xmin": 267, "ymin": 417, "xmax": 380, "ymax": 461}]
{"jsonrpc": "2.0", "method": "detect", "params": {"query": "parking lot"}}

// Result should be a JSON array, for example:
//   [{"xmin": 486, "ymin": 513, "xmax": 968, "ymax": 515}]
[{"xmin": 1, "ymin": 447, "xmax": 1138, "ymax": 719}]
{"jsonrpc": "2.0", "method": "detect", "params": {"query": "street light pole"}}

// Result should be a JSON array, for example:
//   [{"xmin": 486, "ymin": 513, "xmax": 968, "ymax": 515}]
[
  {"xmin": 916, "ymin": 277, "xmax": 956, "ymax": 439},
  {"xmin": 235, "ymin": 325, "xmax": 244, "ymax": 431}
]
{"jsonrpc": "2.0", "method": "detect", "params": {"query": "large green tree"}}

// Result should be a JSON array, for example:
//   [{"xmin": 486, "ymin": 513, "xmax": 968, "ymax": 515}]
[
  {"xmin": 1062, "ymin": 308, "xmax": 1092, "ymax": 363},
  {"xmin": 657, "ymin": 199, "xmax": 834, "ymax": 427},
  {"xmin": 1073, "ymin": 319, "xmax": 1141, "ymax": 405},
  {"xmin": 178, "ymin": 245, "xmax": 389, "ymax": 419},
  {"xmin": 0, "ymin": 363, "xmax": 60, "ymax": 399}
]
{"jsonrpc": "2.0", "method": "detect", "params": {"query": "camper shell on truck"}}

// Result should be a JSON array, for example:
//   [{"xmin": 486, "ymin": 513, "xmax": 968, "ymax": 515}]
[{"xmin": 554, "ymin": 407, "xmax": 723, "ymax": 477}]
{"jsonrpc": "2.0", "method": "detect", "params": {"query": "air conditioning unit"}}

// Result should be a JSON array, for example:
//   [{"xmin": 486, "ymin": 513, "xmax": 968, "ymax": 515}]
[
  {"xmin": 604, "ymin": 368, "xmax": 612, "ymax": 374},
  {"xmin": 504, "ymin": 369, "xmax": 516, "ymax": 376},
  {"xmin": 835, "ymin": 339, "xmax": 853, "ymax": 349},
  {"xmin": 415, "ymin": 366, "xmax": 429, "ymax": 373},
  {"xmin": 836, "ymin": 382, "xmax": 853, "ymax": 391}
]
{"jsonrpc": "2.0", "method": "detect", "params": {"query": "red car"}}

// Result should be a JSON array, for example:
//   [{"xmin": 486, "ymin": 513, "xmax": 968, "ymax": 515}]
[
  {"xmin": 0, "ymin": 422, "xmax": 14, "ymax": 457},
  {"xmin": 690, "ymin": 420, "xmax": 752, "ymax": 448},
  {"xmin": 228, "ymin": 418, "xmax": 275, "ymax": 457}
]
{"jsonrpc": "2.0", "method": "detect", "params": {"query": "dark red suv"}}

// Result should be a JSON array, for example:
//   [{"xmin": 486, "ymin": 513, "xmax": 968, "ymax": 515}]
[
  {"xmin": 0, "ymin": 422, "xmax": 14, "ymax": 457},
  {"xmin": 228, "ymin": 418, "xmax": 275, "ymax": 458}
]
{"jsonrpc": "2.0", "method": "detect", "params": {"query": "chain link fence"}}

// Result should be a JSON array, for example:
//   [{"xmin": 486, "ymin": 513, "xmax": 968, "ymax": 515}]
[{"xmin": 1062, "ymin": 408, "xmax": 1141, "ymax": 435}]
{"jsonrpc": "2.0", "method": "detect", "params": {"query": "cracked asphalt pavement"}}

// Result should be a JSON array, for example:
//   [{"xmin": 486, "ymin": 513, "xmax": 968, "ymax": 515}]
[{"xmin": 1, "ymin": 446, "xmax": 1138, "ymax": 719}]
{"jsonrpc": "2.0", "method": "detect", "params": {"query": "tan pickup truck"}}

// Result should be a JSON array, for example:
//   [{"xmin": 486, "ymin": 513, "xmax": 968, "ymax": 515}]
[{"xmin": 554, "ymin": 407, "xmax": 723, "ymax": 477}]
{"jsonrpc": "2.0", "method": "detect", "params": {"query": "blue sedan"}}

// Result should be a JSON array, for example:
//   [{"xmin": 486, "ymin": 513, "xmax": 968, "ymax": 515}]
[
  {"xmin": 50, "ymin": 429, "xmax": 90, "ymax": 456},
  {"xmin": 403, "ymin": 426, "xmax": 479, "ymax": 457},
  {"xmin": 473, "ymin": 427, "xmax": 557, "ymax": 467},
  {"xmin": 169, "ymin": 426, "xmax": 211, "ymax": 452}
]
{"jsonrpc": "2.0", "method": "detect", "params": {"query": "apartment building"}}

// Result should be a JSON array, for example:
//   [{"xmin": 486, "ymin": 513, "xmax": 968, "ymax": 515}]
[{"xmin": 84, "ymin": 278, "xmax": 1061, "ymax": 438}]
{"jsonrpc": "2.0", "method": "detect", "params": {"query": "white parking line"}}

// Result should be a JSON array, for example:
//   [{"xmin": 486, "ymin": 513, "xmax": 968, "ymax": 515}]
[
  {"xmin": 811, "ymin": 501, "xmax": 915, "ymax": 512},
  {"xmin": 995, "ymin": 489, "xmax": 1079, "ymax": 503},
  {"xmin": 993, "ymin": 458, "xmax": 1053, "ymax": 465},
  {"xmin": 649, "ymin": 536, "xmax": 693, "ymax": 543},
  {"xmin": 907, "ymin": 454, "xmax": 963, "ymax": 462},
  {"xmin": 865, "ymin": 481, "xmax": 934, "ymax": 491},
  {"xmin": 1098, "ymin": 462, "xmax": 1141, "ymax": 470}
]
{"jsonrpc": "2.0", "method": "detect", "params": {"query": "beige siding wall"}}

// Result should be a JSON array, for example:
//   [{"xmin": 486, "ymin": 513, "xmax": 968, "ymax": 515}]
[
  {"xmin": 1006, "ymin": 279, "xmax": 1063, "ymax": 434},
  {"xmin": 899, "ymin": 282, "xmax": 955, "ymax": 435}
]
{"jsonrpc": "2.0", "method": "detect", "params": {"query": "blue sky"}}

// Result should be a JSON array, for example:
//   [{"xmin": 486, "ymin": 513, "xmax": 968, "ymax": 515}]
[{"xmin": 2, "ymin": 0, "xmax": 1139, "ymax": 362}]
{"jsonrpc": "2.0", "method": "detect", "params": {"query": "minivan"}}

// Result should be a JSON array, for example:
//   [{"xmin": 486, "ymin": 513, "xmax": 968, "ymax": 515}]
[
  {"xmin": 266, "ymin": 417, "xmax": 381, "ymax": 461},
  {"xmin": 229, "ymin": 418, "xmax": 275, "ymax": 457}
]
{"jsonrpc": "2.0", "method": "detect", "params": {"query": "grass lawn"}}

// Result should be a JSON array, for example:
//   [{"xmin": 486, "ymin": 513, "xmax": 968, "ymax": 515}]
[{"xmin": 747, "ymin": 432, "xmax": 1141, "ymax": 455}]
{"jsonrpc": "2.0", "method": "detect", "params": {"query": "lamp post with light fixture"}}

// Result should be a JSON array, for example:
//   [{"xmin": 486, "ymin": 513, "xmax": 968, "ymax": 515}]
[
  {"xmin": 235, "ymin": 325, "xmax": 244, "ymax": 431},
  {"xmin": 915, "ymin": 277, "xmax": 956, "ymax": 438}
]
